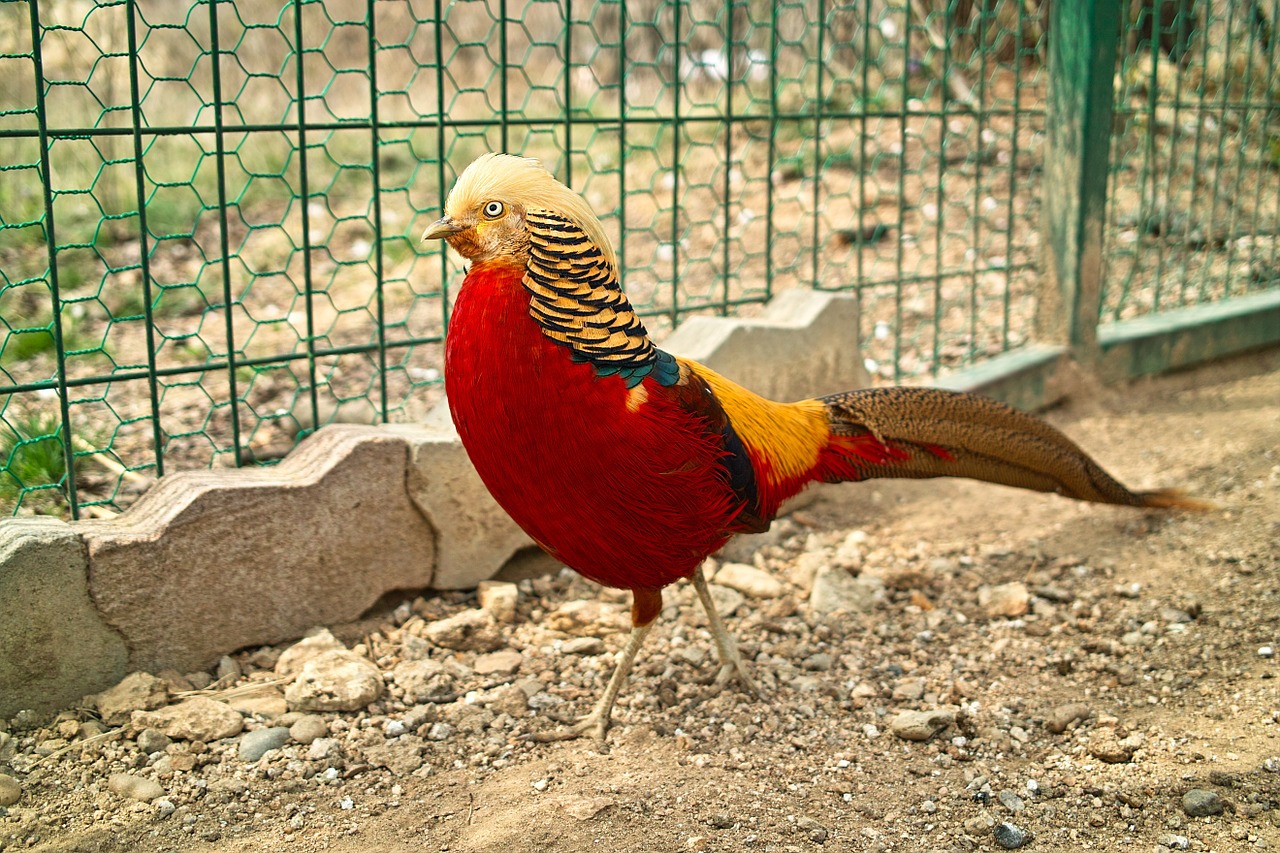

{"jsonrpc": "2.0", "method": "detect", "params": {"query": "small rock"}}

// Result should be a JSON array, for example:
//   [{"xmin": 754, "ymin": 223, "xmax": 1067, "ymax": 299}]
[
  {"xmin": 544, "ymin": 600, "xmax": 629, "ymax": 636},
  {"xmin": 789, "ymin": 551, "xmax": 830, "ymax": 591},
  {"xmin": 364, "ymin": 737, "xmax": 426, "ymax": 775},
  {"xmin": 392, "ymin": 659, "xmax": 456, "ymax": 703},
  {"xmin": 979, "ymin": 582, "xmax": 1030, "ymax": 618},
  {"xmin": 475, "ymin": 648, "xmax": 524, "ymax": 675},
  {"xmin": 708, "ymin": 812, "xmax": 735, "ymax": 829},
  {"xmin": 1263, "ymin": 756, "xmax": 1280, "ymax": 773},
  {"xmin": 238, "ymin": 727, "xmax": 291, "ymax": 762},
  {"xmin": 275, "ymin": 629, "xmax": 347, "ymax": 676},
  {"xmin": 0, "ymin": 775, "xmax": 20, "ymax": 807},
  {"xmin": 307, "ymin": 738, "xmax": 340, "ymax": 761},
  {"xmin": 802, "ymin": 653, "xmax": 833, "ymax": 671},
  {"xmin": 889, "ymin": 709, "xmax": 954, "ymax": 741},
  {"xmin": 993, "ymin": 821, "xmax": 1029, "ymax": 849},
  {"xmin": 136, "ymin": 728, "xmax": 172, "ymax": 756},
  {"xmin": 1259, "ymin": 645, "xmax": 1275, "ymax": 659},
  {"xmin": 1089, "ymin": 728, "xmax": 1144, "ymax": 764},
  {"xmin": 713, "ymin": 563, "xmax": 785, "ymax": 598},
  {"xmin": 809, "ymin": 566, "xmax": 884, "ymax": 614},
  {"xmin": 289, "ymin": 715, "xmax": 328, "ymax": 745},
  {"xmin": 228, "ymin": 688, "xmax": 288, "ymax": 719},
  {"xmin": 154, "ymin": 799, "xmax": 176, "ymax": 819},
  {"xmin": 702, "ymin": 584, "xmax": 745, "ymax": 620},
  {"xmin": 891, "ymin": 677, "xmax": 926, "ymax": 701},
  {"xmin": 1182, "ymin": 789, "xmax": 1224, "ymax": 817},
  {"xmin": 216, "ymin": 655, "xmax": 241, "ymax": 681},
  {"xmin": 477, "ymin": 580, "xmax": 520, "ymax": 623},
  {"xmin": 1045, "ymin": 702, "xmax": 1092, "ymax": 734},
  {"xmin": 108, "ymin": 773, "xmax": 165, "ymax": 803},
  {"xmin": 552, "ymin": 794, "xmax": 614, "ymax": 821},
  {"xmin": 1159, "ymin": 834, "xmax": 1190, "ymax": 850},
  {"xmin": 562, "ymin": 637, "xmax": 606, "ymax": 656},
  {"xmin": 425, "ymin": 608, "xmax": 504, "ymax": 652},
  {"xmin": 998, "ymin": 790, "xmax": 1025, "ymax": 813},
  {"xmin": 132, "ymin": 697, "xmax": 244, "ymax": 741},
  {"xmin": 95, "ymin": 672, "xmax": 170, "ymax": 726},
  {"xmin": 284, "ymin": 651, "xmax": 384, "ymax": 712}
]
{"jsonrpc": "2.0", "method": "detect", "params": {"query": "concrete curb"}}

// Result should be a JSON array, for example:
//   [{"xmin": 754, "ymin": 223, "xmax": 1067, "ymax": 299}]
[{"xmin": 1, "ymin": 288, "xmax": 865, "ymax": 717}]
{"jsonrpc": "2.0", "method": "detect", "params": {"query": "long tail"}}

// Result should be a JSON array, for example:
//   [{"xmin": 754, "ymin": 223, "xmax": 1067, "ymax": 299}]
[{"xmin": 816, "ymin": 387, "xmax": 1210, "ymax": 510}]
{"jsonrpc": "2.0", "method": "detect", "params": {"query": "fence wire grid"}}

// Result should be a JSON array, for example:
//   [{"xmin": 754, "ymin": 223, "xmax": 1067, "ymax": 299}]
[{"xmin": 0, "ymin": 0, "xmax": 1276, "ymax": 519}]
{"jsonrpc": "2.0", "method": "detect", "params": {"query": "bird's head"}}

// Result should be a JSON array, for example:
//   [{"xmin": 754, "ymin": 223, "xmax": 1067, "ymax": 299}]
[{"xmin": 422, "ymin": 153, "xmax": 617, "ymax": 270}]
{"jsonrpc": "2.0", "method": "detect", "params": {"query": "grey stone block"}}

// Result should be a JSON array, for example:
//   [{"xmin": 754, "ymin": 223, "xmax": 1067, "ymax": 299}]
[
  {"xmin": 81, "ymin": 425, "xmax": 435, "ymax": 673},
  {"xmin": 662, "ymin": 288, "xmax": 870, "ymax": 400},
  {"xmin": 0, "ymin": 518, "xmax": 128, "ymax": 717},
  {"xmin": 384, "ymin": 416, "xmax": 533, "ymax": 591}
]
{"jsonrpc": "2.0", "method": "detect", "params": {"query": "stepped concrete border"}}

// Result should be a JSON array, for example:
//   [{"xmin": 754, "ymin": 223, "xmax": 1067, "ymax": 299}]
[{"xmin": 0, "ymin": 288, "xmax": 871, "ymax": 717}]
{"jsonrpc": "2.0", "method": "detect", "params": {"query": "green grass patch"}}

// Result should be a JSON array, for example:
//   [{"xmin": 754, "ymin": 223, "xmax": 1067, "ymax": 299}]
[{"xmin": 0, "ymin": 411, "xmax": 68, "ymax": 515}]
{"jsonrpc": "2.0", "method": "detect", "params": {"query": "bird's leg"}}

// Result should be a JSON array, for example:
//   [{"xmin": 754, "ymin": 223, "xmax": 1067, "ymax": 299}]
[
  {"xmin": 527, "ymin": 588, "xmax": 662, "ymax": 748},
  {"xmin": 690, "ymin": 564, "xmax": 761, "ymax": 698}
]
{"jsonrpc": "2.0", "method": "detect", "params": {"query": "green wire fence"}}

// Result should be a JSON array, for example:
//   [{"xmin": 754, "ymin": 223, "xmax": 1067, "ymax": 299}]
[{"xmin": 0, "ymin": 0, "xmax": 1276, "ymax": 519}]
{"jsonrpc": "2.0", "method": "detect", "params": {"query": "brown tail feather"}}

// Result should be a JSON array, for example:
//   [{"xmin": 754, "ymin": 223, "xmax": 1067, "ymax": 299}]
[{"xmin": 818, "ymin": 387, "xmax": 1209, "ymax": 510}]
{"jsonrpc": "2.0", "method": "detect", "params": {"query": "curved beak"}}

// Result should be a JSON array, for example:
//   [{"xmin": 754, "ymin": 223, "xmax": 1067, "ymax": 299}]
[{"xmin": 421, "ymin": 216, "xmax": 463, "ymax": 242}]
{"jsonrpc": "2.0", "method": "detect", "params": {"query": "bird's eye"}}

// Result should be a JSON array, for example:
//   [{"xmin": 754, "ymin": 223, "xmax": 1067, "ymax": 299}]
[{"xmin": 482, "ymin": 201, "xmax": 505, "ymax": 219}]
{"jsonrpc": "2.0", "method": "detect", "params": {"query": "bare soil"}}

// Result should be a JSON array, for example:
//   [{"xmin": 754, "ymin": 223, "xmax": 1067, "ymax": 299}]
[{"xmin": 5, "ymin": 348, "xmax": 1279, "ymax": 853}]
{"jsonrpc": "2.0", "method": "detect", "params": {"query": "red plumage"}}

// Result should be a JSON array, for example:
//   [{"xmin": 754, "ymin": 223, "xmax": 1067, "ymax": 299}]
[{"xmin": 445, "ymin": 261, "xmax": 741, "ymax": 592}]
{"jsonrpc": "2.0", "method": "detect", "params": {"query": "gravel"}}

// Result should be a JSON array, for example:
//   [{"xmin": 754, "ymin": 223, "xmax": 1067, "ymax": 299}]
[{"xmin": 3, "ymin": 361, "xmax": 1278, "ymax": 853}]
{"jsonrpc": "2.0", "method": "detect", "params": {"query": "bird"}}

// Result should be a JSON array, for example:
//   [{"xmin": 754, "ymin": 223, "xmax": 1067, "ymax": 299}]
[{"xmin": 422, "ymin": 153, "xmax": 1205, "ymax": 746}]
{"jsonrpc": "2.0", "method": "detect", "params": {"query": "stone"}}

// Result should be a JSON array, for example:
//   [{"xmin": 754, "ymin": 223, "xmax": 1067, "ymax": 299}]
[
  {"xmin": 702, "ymin": 585, "xmax": 745, "ymax": 620},
  {"xmin": 891, "ymin": 678, "xmax": 926, "ymax": 701},
  {"xmin": 661, "ymin": 288, "xmax": 869, "ymax": 404},
  {"xmin": 392, "ymin": 659, "xmax": 456, "ymax": 703},
  {"xmin": 474, "ymin": 648, "xmax": 523, "ymax": 675},
  {"xmin": 136, "ymin": 728, "xmax": 171, "ymax": 755},
  {"xmin": 284, "ymin": 651, "xmax": 384, "ymax": 712},
  {"xmin": 1088, "ymin": 727, "xmax": 1143, "ymax": 764},
  {"xmin": 1181, "ymin": 789, "xmax": 1224, "ymax": 817},
  {"xmin": 789, "ymin": 551, "xmax": 830, "ymax": 592},
  {"xmin": 561, "ymin": 637, "xmax": 606, "ymax": 656},
  {"xmin": 288, "ymin": 715, "xmax": 328, "ymax": 745},
  {"xmin": 228, "ymin": 689, "xmax": 288, "ymax": 719},
  {"xmin": 82, "ymin": 426, "xmax": 436, "ymax": 673},
  {"xmin": 275, "ymin": 629, "xmax": 346, "ymax": 676},
  {"xmin": 108, "ymin": 773, "xmax": 165, "ymax": 803},
  {"xmin": 364, "ymin": 736, "xmax": 426, "ymax": 775},
  {"xmin": 809, "ymin": 566, "xmax": 884, "ymax": 615},
  {"xmin": 0, "ymin": 518, "xmax": 129, "ymax": 718},
  {"xmin": 424, "ymin": 609, "xmax": 504, "ymax": 652},
  {"xmin": 477, "ymin": 580, "xmax": 520, "ymax": 623},
  {"xmin": 1045, "ymin": 702, "xmax": 1092, "ymax": 734},
  {"xmin": 889, "ymin": 709, "xmax": 955, "ymax": 742},
  {"xmin": 544, "ymin": 600, "xmax": 628, "ymax": 636},
  {"xmin": 239, "ymin": 727, "xmax": 291, "ymax": 762},
  {"xmin": 0, "ymin": 774, "xmax": 20, "ymax": 807},
  {"xmin": 712, "ymin": 563, "xmax": 785, "ymax": 599},
  {"xmin": 993, "ymin": 822, "xmax": 1029, "ymax": 849},
  {"xmin": 388, "ymin": 417, "xmax": 532, "ymax": 590},
  {"xmin": 132, "ymin": 697, "xmax": 244, "ymax": 741},
  {"xmin": 979, "ymin": 582, "xmax": 1031, "ymax": 618},
  {"xmin": 95, "ymin": 672, "xmax": 170, "ymax": 726}
]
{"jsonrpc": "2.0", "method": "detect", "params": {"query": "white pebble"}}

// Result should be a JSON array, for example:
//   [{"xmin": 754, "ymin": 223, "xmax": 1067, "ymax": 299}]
[{"xmin": 1258, "ymin": 645, "xmax": 1275, "ymax": 658}]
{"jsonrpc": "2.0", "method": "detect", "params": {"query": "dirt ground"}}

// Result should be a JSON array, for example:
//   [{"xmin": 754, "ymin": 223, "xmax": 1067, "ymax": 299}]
[{"xmin": 6, "ymin": 348, "xmax": 1279, "ymax": 853}]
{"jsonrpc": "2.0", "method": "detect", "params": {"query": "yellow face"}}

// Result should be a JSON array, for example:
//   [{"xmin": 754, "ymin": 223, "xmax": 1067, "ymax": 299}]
[
  {"xmin": 420, "ymin": 153, "xmax": 618, "ymax": 270},
  {"xmin": 421, "ymin": 196, "xmax": 530, "ymax": 265}
]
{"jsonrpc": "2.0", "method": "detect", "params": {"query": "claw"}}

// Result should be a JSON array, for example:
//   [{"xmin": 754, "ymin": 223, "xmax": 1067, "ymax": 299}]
[{"xmin": 525, "ymin": 711, "xmax": 612, "ymax": 750}]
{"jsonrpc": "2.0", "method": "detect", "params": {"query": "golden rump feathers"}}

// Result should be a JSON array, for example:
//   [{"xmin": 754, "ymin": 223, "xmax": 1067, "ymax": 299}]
[{"xmin": 443, "ymin": 153, "xmax": 619, "ymax": 271}]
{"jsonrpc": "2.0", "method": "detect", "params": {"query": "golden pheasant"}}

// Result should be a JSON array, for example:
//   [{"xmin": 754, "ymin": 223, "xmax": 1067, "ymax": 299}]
[{"xmin": 422, "ymin": 153, "xmax": 1201, "ymax": 746}]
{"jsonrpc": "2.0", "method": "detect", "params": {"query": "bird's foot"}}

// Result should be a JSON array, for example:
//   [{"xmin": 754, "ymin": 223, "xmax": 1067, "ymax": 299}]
[
  {"xmin": 697, "ymin": 652, "xmax": 763, "ymax": 699},
  {"xmin": 524, "ymin": 710, "xmax": 612, "ymax": 750}
]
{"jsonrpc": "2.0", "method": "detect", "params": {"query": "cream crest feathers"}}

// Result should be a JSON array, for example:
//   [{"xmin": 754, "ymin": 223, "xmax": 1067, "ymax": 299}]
[{"xmin": 444, "ymin": 154, "xmax": 619, "ymax": 271}]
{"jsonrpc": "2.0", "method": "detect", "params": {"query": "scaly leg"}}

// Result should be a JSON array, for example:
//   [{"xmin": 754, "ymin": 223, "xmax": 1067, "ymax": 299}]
[
  {"xmin": 690, "ymin": 564, "xmax": 761, "ymax": 697},
  {"xmin": 527, "ymin": 587, "xmax": 663, "ymax": 748}
]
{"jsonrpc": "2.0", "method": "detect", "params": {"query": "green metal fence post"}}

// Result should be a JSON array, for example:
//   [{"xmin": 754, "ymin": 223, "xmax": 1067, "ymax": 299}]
[{"xmin": 1038, "ymin": 0, "xmax": 1121, "ymax": 358}]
